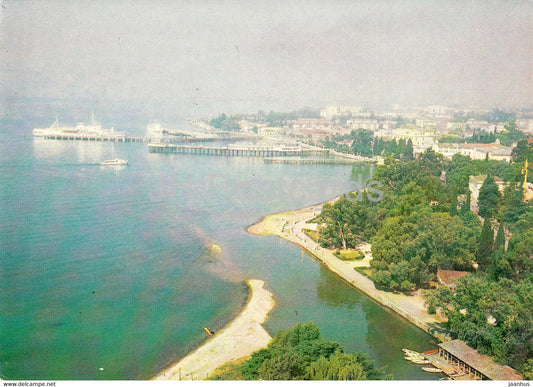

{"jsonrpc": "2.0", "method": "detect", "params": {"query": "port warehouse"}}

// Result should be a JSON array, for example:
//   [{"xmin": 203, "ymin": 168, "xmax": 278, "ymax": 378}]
[{"xmin": 425, "ymin": 340, "xmax": 522, "ymax": 380}]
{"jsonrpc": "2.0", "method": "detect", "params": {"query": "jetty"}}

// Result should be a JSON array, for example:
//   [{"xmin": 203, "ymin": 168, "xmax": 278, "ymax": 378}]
[
  {"xmin": 148, "ymin": 143, "xmax": 328, "ymax": 157},
  {"xmin": 42, "ymin": 133, "xmax": 145, "ymax": 142},
  {"xmin": 418, "ymin": 340, "xmax": 523, "ymax": 380},
  {"xmin": 264, "ymin": 157, "xmax": 373, "ymax": 165}
]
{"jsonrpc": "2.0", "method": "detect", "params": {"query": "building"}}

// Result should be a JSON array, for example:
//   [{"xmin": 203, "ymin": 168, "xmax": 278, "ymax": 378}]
[
  {"xmin": 379, "ymin": 127, "xmax": 436, "ymax": 148},
  {"xmin": 435, "ymin": 340, "xmax": 522, "ymax": 380},
  {"xmin": 431, "ymin": 142, "xmax": 513, "ymax": 162},
  {"xmin": 320, "ymin": 105, "xmax": 365, "ymax": 119}
]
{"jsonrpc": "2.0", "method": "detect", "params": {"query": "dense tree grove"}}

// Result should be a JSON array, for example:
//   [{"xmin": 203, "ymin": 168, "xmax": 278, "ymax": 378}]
[
  {"xmin": 316, "ymin": 142, "xmax": 533, "ymax": 376},
  {"xmin": 318, "ymin": 149, "xmax": 530, "ymax": 291},
  {"xmin": 209, "ymin": 113, "xmax": 241, "ymax": 131},
  {"xmin": 426, "ymin": 268, "xmax": 533, "ymax": 376},
  {"xmin": 320, "ymin": 131, "xmax": 414, "ymax": 160},
  {"xmin": 477, "ymin": 175, "xmax": 501, "ymax": 219},
  {"xmin": 209, "ymin": 322, "xmax": 389, "ymax": 380},
  {"xmin": 318, "ymin": 149, "xmax": 503, "ymax": 291}
]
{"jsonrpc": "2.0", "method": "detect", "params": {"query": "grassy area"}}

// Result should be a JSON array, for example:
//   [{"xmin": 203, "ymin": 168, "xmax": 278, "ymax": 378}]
[
  {"xmin": 334, "ymin": 249, "xmax": 365, "ymax": 260},
  {"xmin": 354, "ymin": 267, "xmax": 373, "ymax": 278},
  {"xmin": 207, "ymin": 357, "xmax": 248, "ymax": 380},
  {"xmin": 302, "ymin": 228, "xmax": 320, "ymax": 243}
]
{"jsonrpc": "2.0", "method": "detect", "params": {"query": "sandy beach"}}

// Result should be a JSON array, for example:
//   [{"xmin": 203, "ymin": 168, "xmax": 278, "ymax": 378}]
[
  {"xmin": 153, "ymin": 279, "xmax": 275, "ymax": 381},
  {"xmin": 248, "ymin": 202, "xmax": 450, "ymax": 342}
]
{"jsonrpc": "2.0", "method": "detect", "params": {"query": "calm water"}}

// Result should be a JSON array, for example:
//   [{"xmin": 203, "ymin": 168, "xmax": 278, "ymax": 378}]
[{"xmin": 0, "ymin": 117, "xmax": 439, "ymax": 380}]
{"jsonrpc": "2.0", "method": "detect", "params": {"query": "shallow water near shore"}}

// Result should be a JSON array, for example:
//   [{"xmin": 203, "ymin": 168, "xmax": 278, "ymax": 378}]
[{"xmin": 1, "ymin": 116, "xmax": 439, "ymax": 380}]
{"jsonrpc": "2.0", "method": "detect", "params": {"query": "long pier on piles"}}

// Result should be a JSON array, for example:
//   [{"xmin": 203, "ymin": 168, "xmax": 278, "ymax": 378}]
[
  {"xmin": 264, "ymin": 157, "xmax": 370, "ymax": 165},
  {"xmin": 148, "ymin": 143, "xmax": 329, "ymax": 157},
  {"xmin": 43, "ymin": 134, "xmax": 145, "ymax": 142}
]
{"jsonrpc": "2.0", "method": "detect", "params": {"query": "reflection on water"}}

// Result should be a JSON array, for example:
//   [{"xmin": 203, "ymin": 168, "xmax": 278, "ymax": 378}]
[
  {"xmin": 317, "ymin": 265, "xmax": 362, "ymax": 308},
  {"xmin": 32, "ymin": 138, "xmax": 130, "ymax": 165},
  {"xmin": 360, "ymin": 291, "xmax": 441, "ymax": 380},
  {"xmin": 4, "ymin": 134, "xmax": 439, "ymax": 380}
]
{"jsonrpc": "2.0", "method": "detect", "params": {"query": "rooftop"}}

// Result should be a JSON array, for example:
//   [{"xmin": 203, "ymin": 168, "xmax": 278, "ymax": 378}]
[{"xmin": 438, "ymin": 340, "xmax": 522, "ymax": 380}]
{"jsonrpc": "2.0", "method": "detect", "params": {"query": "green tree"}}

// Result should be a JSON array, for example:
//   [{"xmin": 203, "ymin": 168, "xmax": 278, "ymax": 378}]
[
  {"xmin": 501, "ymin": 183, "xmax": 527, "ymax": 225},
  {"xmin": 428, "ymin": 275, "xmax": 533, "ymax": 371},
  {"xmin": 240, "ymin": 349, "xmax": 271, "ymax": 380},
  {"xmin": 493, "ymin": 223, "xmax": 505, "ymax": 254},
  {"xmin": 449, "ymin": 193, "xmax": 458, "ymax": 216},
  {"xmin": 233, "ymin": 322, "xmax": 388, "ymax": 381},
  {"xmin": 497, "ymin": 120, "xmax": 525, "ymax": 146},
  {"xmin": 351, "ymin": 129, "xmax": 374, "ymax": 157},
  {"xmin": 258, "ymin": 353, "xmax": 306, "ymax": 380},
  {"xmin": 404, "ymin": 139, "xmax": 414, "ymax": 160},
  {"xmin": 460, "ymin": 191, "xmax": 471, "ymax": 216},
  {"xmin": 373, "ymin": 137, "xmax": 384, "ymax": 155},
  {"xmin": 522, "ymin": 359, "xmax": 533, "ymax": 380},
  {"xmin": 306, "ymin": 353, "xmax": 366, "ymax": 380},
  {"xmin": 478, "ymin": 175, "xmax": 500, "ymax": 219},
  {"xmin": 476, "ymin": 218, "xmax": 494, "ymax": 269},
  {"xmin": 511, "ymin": 139, "xmax": 533, "ymax": 163}
]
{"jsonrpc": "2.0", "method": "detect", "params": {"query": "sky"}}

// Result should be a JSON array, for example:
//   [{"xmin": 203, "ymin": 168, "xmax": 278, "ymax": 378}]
[{"xmin": 0, "ymin": 0, "xmax": 532, "ymax": 121}]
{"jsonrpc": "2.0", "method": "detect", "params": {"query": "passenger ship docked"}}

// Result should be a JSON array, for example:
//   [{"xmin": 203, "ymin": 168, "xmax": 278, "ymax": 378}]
[{"xmin": 33, "ymin": 115, "xmax": 124, "ymax": 138}]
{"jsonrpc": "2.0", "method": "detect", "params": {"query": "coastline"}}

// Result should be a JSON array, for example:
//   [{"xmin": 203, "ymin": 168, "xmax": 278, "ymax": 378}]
[
  {"xmin": 152, "ymin": 279, "xmax": 275, "ymax": 381},
  {"xmin": 248, "ymin": 201, "xmax": 451, "ymax": 343}
]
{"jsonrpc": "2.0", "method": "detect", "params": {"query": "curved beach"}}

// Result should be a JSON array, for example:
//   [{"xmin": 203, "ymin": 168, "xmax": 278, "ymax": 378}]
[
  {"xmin": 248, "ymin": 202, "xmax": 450, "ymax": 342},
  {"xmin": 153, "ymin": 279, "xmax": 275, "ymax": 381}
]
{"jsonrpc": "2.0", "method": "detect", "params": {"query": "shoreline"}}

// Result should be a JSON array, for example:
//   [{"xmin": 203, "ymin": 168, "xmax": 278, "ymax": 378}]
[
  {"xmin": 152, "ymin": 279, "xmax": 275, "ymax": 381},
  {"xmin": 247, "ymin": 201, "xmax": 451, "ymax": 343}
]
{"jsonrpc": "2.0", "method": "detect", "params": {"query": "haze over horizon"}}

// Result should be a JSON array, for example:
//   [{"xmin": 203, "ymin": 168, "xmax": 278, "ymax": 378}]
[{"xmin": 1, "ymin": 0, "xmax": 532, "ymax": 122}]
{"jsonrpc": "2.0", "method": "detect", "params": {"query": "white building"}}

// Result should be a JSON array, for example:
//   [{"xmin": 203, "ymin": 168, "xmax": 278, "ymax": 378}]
[{"xmin": 428, "ymin": 142, "xmax": 513, "ymax": 162}]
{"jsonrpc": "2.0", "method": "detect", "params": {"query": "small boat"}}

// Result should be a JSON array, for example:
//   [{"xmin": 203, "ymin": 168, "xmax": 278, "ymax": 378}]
[
  {"xmin": 402, "ymin": 349, "xmax": 422, "ymax": 356},
  {"xmin": 408, "ymin": 358, "xmax": 432, "ymax": 365},
  {"xmin": 203, "ymin": 327, "xmax": 214, "ymax": 336},
  {"xmin": 404, "ymin": 353, "xmax": 425, "ymax": 360},
  {"xmin": 422, "ymin": 367, "xmax": 443, "ymax": 373},
  {"xmin": 101, "ymin": 158, "xmax": 128, "ymax": 165}
]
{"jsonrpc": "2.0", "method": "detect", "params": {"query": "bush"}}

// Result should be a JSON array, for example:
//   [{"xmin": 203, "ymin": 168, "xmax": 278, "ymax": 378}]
[
  {"xmin": 302, "ymin": 228, "xmax": 320, "ymax": 243},
  {"xmin": 232, "ymin": 322, "xmax": 388, "ymax": 380},
  {"xmin": 334, "ymin": 250, "xmax": 365, "ymax": 261}
]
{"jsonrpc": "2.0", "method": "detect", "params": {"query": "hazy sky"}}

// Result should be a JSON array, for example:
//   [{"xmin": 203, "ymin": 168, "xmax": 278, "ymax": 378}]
[{"xmin": 0, "ymin": 0, "xmax": 532, "ymax": 118}]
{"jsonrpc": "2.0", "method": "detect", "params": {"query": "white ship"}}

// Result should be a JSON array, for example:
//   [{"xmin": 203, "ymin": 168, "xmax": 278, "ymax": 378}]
[{"xmin": 33, "ymin": 114, "xmax": 125, "ymax": 138}]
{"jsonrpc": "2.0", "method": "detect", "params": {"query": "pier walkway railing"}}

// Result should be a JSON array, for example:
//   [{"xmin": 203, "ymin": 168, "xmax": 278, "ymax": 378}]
[
  {"xmin": 148, "ymin": 143, "xmax": 328, "ymax": 157},
  {"xmin": 42, "ymin": 134, "xmax": 145, "ymax": 142}
]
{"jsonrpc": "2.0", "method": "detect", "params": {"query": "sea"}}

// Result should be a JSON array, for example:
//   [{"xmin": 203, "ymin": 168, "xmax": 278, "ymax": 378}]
[{"xmin": 0, "ymin": 105, "xmax": 440, "ymax": 380}]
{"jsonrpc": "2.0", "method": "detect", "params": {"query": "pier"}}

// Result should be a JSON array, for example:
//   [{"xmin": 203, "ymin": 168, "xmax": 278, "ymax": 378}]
[
  {"xmin": 264, "ymin": 157, "xmax": 367, "ymax": 165},
  {"xmin": 42, "ymin": 134, "xmax": 145, "ymax": 142},
  {"xmin": 148, "ymin": 143, "xmax": 329, "ymax": 157}
]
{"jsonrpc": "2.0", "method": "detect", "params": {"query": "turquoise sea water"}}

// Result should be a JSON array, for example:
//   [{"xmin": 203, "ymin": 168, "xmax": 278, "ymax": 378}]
[{"xmin": 0, "ymin": 116, "xmax": 440, "ymax": 380}]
